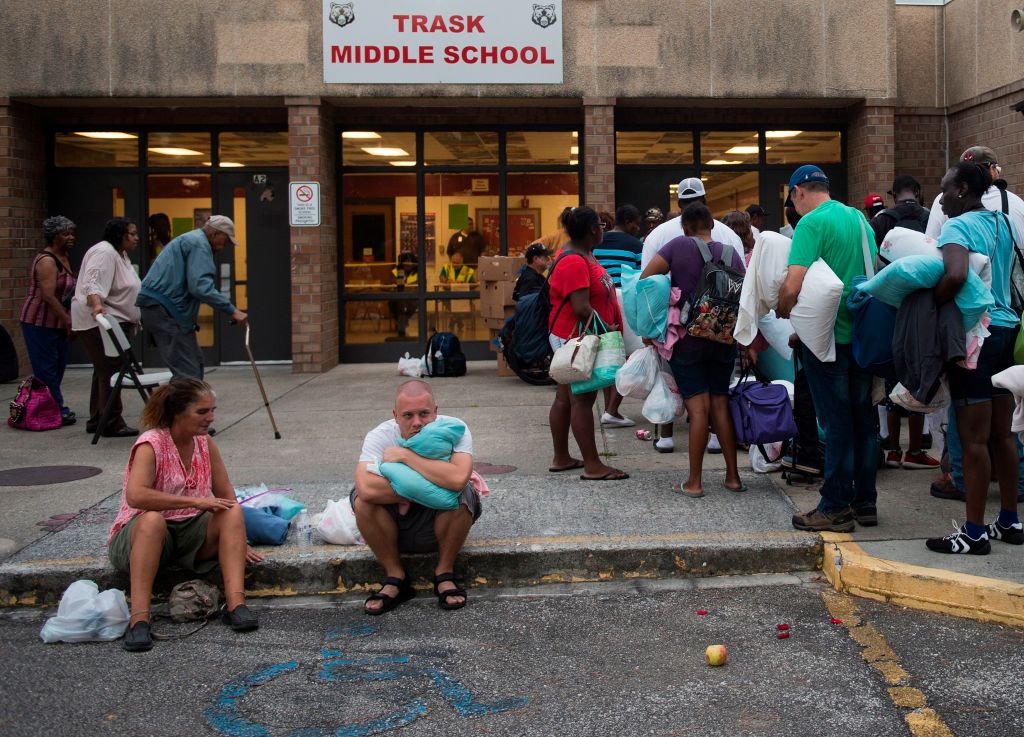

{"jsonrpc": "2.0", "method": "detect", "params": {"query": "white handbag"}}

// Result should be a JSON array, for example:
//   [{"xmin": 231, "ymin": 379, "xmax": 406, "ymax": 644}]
[{"xmin": 549, "ymin": 313, "xmax": 601, "ymax": 384}]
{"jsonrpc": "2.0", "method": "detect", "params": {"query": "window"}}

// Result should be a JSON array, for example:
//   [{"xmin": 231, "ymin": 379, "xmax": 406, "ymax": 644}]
[
  {"xmin": 424, "ymin": 131, "xmax": 499, "ymax": 166},
  {"xmin": 700, "ymin": 131, "xmax": 759, "ymax": 166},
  {"xmin": 507, "ymin": 131, "xmax": 578, "ymax": 166},
  {"xmin": 54, "ymin": 132, "xmax": 139, "ymax": 167},
  {"xmin": 765, "ymin": 131, "xmax": 841, "ymax": 164},
  {"xmin": 341, "ymin": 131, "xmax": 416, "ymax": 166},
  {"xmin": 147, "ymin": 132, "xmax": 212, "ymax": 167},
  {"xmin": 616, "ymin": 131, "xmax": 694, "ymax": 165},
  {"xmin": 219, "ymin": 131, "xmax": 288, "ymax": 167}
]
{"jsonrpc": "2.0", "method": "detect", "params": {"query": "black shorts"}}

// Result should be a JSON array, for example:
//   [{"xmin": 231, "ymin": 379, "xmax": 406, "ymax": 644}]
[
  {"xmin": 947, "ymin": 325, "xmax": 1018, "ymax": 405},
  {"xmin": 351, "ymin": 483, "xmax": 482, "ymax": 554}
]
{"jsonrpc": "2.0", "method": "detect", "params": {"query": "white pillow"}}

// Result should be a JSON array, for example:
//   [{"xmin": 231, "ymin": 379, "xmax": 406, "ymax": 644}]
[
  {"xmin": 789, "ymin": 258, "xmax": 843, "ymax": 363},
  {"xmin": 880, "ymin": 226, "xmax": 991, "ymax": 287}
]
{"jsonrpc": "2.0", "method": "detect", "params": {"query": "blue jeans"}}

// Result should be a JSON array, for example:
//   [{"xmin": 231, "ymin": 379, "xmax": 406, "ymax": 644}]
[
  {"xmin": 801, "ymin": 343, "xmax": 878, "ymax": 512},
  {"xmin": 945, "ymin": 406, "xmax": 1024, "ymax": 495},
  {"xmin": 20, "ymin": 322, "xmax": 69, "ymax": 413}
]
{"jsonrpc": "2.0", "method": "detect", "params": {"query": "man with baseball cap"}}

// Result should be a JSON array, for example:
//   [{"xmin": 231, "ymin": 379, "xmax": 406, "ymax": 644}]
[
  {"xmin": 641, "ymin": 207, "xmax": 665, "ymax": 241},
  {"xmin": 137, "ymin": 214, "xmax": 247, "ymax": 379},
  {"xmin": 777, "ymin": 165, "xmax": 879, "ymax": 533},
  {"xmin": 512, "ymin": 242, "xmax": 552, "ymax": 302},
  {"xmin": 863, "ymin": 193, "xmax": 886, "ymax": 220}
]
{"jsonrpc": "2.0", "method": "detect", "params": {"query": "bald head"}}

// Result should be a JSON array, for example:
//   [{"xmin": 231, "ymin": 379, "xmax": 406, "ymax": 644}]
[
  {"xmin": 394, "ymin": 380, "xmax": 437, "ymax": 439},
  {"xmin": 396, "ymin": 379, "xmax": 434, "ymax": 405}
]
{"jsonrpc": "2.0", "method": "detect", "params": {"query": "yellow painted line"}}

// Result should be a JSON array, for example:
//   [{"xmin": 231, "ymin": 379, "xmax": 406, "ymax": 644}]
[
  {"xmin": 822, "ymin": 590, "xmax": 955, "ymax": 737},
  {"xmin": 821, "ymin": 539, "xmax": 1024, "ymax": 628},
  {"xmin": 464, "ymin": 530, "xmax": 814, "ymax": 548}
]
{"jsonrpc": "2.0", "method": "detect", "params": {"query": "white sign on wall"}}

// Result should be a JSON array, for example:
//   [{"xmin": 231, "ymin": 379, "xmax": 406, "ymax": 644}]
[
  {"xmin": 323, "ymin": 1, "xmax": 563, "ymax": 84},
  {"xmin": 289, "ymin": 182, "xmax": 321, "ymax": 227}
]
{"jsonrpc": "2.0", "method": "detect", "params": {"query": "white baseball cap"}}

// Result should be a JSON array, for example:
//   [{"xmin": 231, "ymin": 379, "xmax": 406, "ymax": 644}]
[
  {"xmin": 677, "ymin": 177, "xmax": 706, "ymax": 200},
  {"xmin": 205, "ymin": 215, "xmax": 237, "ymax": 246}
]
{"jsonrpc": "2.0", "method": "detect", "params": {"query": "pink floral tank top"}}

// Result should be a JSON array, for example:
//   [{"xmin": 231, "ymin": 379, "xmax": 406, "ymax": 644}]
[{"xmin": 107, "ymin": 428, "xmax": 213, "ymax": 544}]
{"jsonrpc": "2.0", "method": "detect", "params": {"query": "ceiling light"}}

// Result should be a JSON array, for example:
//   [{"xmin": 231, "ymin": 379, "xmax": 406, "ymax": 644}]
[
  {"xmin": 389, "ymin": 161, "xmax": 415, "ymax": 167},
  {"xmin": 343, "ymin": 131, "xmax": 382, "ymax": 139},
  {"xmin": 570, "ymin": 146, "xmax": 579, "ymax": 155},
  {"xmin": 149, "ymin": 147, "xmax": 205, "ymax": 156},
  {"xmin": 705, "ymin": 159, "xmax": 743, "ymax": 165},
  {"xmin": 568, "ymin": 159, "xmax": 578, "ymax": 166},
  {"xmin": 219, "ymin": 162, "xmax": 244, "ymax": 168},
  {"xmin": 73, "ymin": 131, "xmax": 137, "ymax": 140},
  {"xmin": 571, "ymin": 131, "xmax": 578, "ymax": 138},
  {"xmin": 766, "ymin": 131, "xmax": 802, "ymax": 138},
  {"xmin": 362, "ymin": 147, "xmax": 409, "ymax": 157},
  {"xmin": 724, "ymin": 146, "xmax": 760, "ymax": 155}
]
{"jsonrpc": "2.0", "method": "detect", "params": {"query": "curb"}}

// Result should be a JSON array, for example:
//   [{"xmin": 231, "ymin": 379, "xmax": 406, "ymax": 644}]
[
  {"xmin": 820, "ymin": 533, "xmax": 1024, "ymax": 628},
  {"xmin": 0, "ymin": 532, "xmax": 821, "ymax": 607}
]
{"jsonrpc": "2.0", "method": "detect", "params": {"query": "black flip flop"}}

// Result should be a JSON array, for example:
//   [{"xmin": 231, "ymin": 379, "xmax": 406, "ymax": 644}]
[
  {"xmin": 364, "ymin": 576, "xmax": 416, "ymax": 616},
  {"xmin": 549, "ymin": 459, "xmax": 584, "ymax": 473},
  {"xmin": 433, "ymin": 572, "xmax": 467, "ymax": 611},
  {"xmin": 580, "ymin": 470, "xmax": 630, "ymax": 481}
]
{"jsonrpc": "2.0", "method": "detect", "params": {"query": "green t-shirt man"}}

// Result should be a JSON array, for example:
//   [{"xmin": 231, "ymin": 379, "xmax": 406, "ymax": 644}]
[{"xmin": 788, "ymin": 199, "xmax": 876, "ymax": 345}]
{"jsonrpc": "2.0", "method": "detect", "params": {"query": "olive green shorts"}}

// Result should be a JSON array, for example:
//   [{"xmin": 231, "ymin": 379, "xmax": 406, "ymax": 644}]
[{"xmin": 107, "ymin": 512, "xmax": 218, "ymax": 575}]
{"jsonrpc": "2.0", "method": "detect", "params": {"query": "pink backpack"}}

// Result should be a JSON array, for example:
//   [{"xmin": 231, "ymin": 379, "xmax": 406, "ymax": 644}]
[{"xmin": 8, "ymin": 376, "xmax": 62, "ymax": 431}]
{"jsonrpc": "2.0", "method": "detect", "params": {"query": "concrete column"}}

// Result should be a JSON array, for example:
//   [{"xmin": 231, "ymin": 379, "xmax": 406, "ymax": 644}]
[
  {"xmin": 583, "ymin": 98, "xmax": 615, "ymax": 212},
  {"xmin": 847, "ymin": 101, "xmax": 896, "ymax": 206},
  {"xmin": 0, "ymin": 99, "xmax": 47, "ymax": 376},
  {"xmin": 287, "ymin": 97, "xmax": 339, "ymax": 373}
]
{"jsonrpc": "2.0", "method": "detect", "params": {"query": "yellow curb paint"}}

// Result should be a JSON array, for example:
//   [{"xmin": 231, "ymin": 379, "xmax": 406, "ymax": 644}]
[
  {"xmin": 822, "ymin": 590, "xmax": 956, "ymax": 737},
  {"xmin": 822, "ymin": 540, "xmax": 1024, "ymax": 627}
]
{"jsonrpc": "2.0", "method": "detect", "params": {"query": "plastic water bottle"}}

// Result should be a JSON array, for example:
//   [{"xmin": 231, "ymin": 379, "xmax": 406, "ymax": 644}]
[
  {"xmin": 296, "ymin": 508, "xmax": 312, "ymax": 557},
  {"xmin": 434, "ymin": 349, "xmax": 444, "ymax": 376}
]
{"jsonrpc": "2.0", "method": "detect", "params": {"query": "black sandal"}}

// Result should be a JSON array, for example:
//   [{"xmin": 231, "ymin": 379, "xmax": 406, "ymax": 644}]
[
  {"xmin": 363, "ymin": 576, "xmax": 416, "ymax": 616},
  {"xmin": 433, "ymin": 572, "xmax": 467, "ymax": 611}
]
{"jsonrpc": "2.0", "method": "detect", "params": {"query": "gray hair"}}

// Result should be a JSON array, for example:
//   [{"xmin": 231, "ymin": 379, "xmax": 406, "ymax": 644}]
[{"xmin": 42, "ymin": 215, "xmax": 76, "ymax": 244}]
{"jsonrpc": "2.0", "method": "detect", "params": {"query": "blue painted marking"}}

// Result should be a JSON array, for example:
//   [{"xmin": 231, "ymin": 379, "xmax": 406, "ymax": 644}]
[
  {"xmin": 204, "ymin": 662, "xmax": 299, "ymax": 737},
  {"xmin": 423, "ymin": 668, "xmax": 530, "ymax": 717}
]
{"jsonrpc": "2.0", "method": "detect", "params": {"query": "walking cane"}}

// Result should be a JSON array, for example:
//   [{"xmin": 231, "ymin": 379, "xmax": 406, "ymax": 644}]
[{"xmin": 244, "ymin": 322, "xmax": 282, "ymax": 439}]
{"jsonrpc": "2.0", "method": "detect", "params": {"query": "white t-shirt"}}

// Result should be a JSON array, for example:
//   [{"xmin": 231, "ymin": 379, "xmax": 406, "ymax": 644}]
[
  {"xmin": 926, "ymin": 186, "xmax": 1024, "ymax": 246},
  {"xmin": 640, "ymin": 215, "xmax": 743, "ymax": 269},
  {"xmin": 358, "ymin": 415, "xmax": 474, "ymax": 463}
]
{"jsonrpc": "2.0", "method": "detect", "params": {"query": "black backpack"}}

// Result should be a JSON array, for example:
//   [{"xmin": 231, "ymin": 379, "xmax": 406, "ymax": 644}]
[
  {"xmin": 425, "ymin": 332, "xmax": 467, "ymax": 377},
  {"xmin": 876, "ymin": 202, "xmax": 929, "ymax": 234},
  {"xmin": 684, "ymin": 238, "xmax": 744, "ymax": 345},
  {"xmin": 504, "ymin": 252, "xmax": 585, "ymax": 364}
]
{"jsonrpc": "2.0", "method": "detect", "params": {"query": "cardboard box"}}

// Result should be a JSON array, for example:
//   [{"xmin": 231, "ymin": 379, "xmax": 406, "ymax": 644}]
[
  {"xmin": 477, "ymin": 256, "xmax": 522, "ymax": 282},
  {"xmin": 487, "ymin": 328, "xmax": 501, "ymax": 351},
  {"xmin": 483, "ymin": 315, "xmax": 507, "ymax": 330},
  {"xmin": 480, "ymin": 296, "xmax": 517, "ymax": 319},
  {"xmin": 480, "ymin": 280, "xmax": 515, "ymax": 307},
  {"xmin": 496, "ymin": 352, "xmax": 515, "ymax": 377}
]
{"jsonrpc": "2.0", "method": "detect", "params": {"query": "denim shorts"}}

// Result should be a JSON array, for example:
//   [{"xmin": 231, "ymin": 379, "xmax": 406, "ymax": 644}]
[
  {"xmin": 668, "ymin": 342, "xmax": 737, "ymax": 399},
  {"xmin": 946, "ymin": 325, "xmax": 1018, "ymax": 405}
]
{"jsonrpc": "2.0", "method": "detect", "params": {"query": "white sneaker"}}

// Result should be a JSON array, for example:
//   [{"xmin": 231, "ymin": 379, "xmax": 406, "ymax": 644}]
[
  {"xmin": 601, "ymin": 412, "xmax": 635, "ymax": 428},
  {"xmin": 654, "ymin": 437, "xmax": 675, "ymax": 453},
  {"xmin": 708, "ymin": 433, "xmax": 722, "ymax": 453}
]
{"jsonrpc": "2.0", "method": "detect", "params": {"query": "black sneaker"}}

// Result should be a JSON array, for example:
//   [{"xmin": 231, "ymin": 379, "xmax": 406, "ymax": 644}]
[
  {"xmin": 123, "ymin": 621, "xmax": 153, "ymax": 652},
  {"xmin": 222, "ymin": 603, "xmax": 259, "ymax": 632},
  {"xmin": 921, "ymin": 432, "xmax": 933, "ymax": 450},
  {"xmin": 852, "ymin": 505, "xmax": 878, "ymax": 527},
  {"xmin": 925, "ymin": 522, "xmax": 991, "ymax": 555},
  {"xmin": 986, "ymin": 519, "xmax": 1024, "ymax": 545}
]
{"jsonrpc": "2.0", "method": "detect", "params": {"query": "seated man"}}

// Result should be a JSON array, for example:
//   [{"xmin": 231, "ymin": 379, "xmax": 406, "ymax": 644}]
[{"xmin": 352, "ymin": 379, "xmax": 481, "ymax": 615}]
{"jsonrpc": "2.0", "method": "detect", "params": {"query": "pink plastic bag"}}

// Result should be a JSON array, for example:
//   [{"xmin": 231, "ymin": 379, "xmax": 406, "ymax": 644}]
[{"xmin": 8, "ymin": 376, "xmax": 62, "ymax": 431}]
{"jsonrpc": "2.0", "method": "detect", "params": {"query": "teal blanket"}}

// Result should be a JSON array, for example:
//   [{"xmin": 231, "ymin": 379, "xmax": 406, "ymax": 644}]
[{"xmin": 378, "ymin": 417, "xmax": 466, "ymax": 510}]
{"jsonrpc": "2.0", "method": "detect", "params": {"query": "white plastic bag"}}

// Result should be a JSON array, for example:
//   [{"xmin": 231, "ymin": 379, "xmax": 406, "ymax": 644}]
[
  {"xmin": 398, "ymin": 352, "xmax": 424, "ymax": 378},
  {"xmin": 642, "ymin": 368, "xmax": 683, "ymax": 424},
  {"xmin": 40, "ymin": 580, "xmax": 129, "ymax": 644},
  {"xmin": 615, "ymin": 287, "xmax": 644, "ymax": 355},
  {"xmin": 615, "ymin": 345, "xmax": 660, "ymax": 399},
  {"xmin": 749, "ymin": 442, "xmax": 784, "ymax": 473},
  {"xmin": 789, "ymin": 258, "xmax": 843, "ymax": 363},
  {"xmin": 889, "ymin": 382, "xmax": 948, "ymax": 414},
  {"xmin": 756, "ymin": 312, "xmax": 795, "ymax": 360},
  {"xmin": 317, "ymin": 496, "xmax": 365, "ymax": 545}
]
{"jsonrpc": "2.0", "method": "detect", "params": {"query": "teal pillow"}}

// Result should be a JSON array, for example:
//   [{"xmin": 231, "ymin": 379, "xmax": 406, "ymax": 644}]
[{"xmin": 378, "ymin": 417, "xmax": 467, "ymax": 510}]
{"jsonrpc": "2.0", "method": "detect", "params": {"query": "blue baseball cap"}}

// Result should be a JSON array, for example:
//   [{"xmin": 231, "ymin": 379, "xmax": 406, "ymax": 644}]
[{"xmin": 788, "ymin": 165, "xmax": 829, "ymax": 189}]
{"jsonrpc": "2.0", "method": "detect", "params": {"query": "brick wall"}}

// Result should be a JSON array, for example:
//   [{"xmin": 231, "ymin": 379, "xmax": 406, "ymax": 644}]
[
  {"xmin": 583, "ymin": 98, "xmax": 614, "ymax": 213},
  {"xmin": 287, "ymin": 98, "xmax": 338, "ymax": 374},
  {"xmin": 894, "ymin": 110, "xmax": 947, "ymax": 203},
  {"xmin": 0, "ymin": 101, "xmax": 47, "ymax": 377},
  {"xmin": 949, "ymin": 83, "xmax": 1024, "ymax": 195},
  {"xmin": 847, "ymin": 104, "xmax": 895, "ymax": 209}
]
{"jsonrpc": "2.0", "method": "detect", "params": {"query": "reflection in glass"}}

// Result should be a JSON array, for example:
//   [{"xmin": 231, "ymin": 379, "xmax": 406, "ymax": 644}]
[
  {"xmin": 345, "ymin": 299, "xmax": 420, "ymax": 343},
  {"xmin": 426, "ymin": 173, "xmax": 499, "ymax": 270},
  {"xmin": 506, "ymin": 172, "xmax": 579, "ymax": 256},
  {"xmin": 700, "ymin": 172, "xmax": 760, "ymax": 221},
  {"xmin": 55, "ymin": 132, "xmax": 139, "ymax": 167},
  {"xmin": 342, "ymin": 173, "xmax": 418, "ymax": 295},
  {"xmin": 616, "ymin": 131, "xmax": 694, "ymax": 165},
  {"xmin": 507, "ymin": 131, "xmax": 578, "ymax": 165},
  {"xmin": 425, "ymin": 131, "xmax": 499, "ymax": 166},
  {"xmin": 426, "ymin": 299, "xmax": 488, "ymax": 342},
  {"xmin": 148, "ymin": 132, "xmax": 212, "ymax": 167},
  {"xmin": 766, "ymin": 131, "xmax": 841, "ymax": 164},
  {"xmin": 341, "ymin": 131, "xmax": 416, "ymax": 165},
  {"xmin": 700, "ymin": 131, "xmax": 758, "ymax": 165},
  {"xmin": 219, "ymin": 131, "xmax": 288, "ymax": 167}
]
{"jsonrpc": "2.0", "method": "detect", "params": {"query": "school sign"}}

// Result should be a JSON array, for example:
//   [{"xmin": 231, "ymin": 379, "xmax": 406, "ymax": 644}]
[{"xmin": 322, "ymin": 1, "xmax": 563, "ymax": 84}]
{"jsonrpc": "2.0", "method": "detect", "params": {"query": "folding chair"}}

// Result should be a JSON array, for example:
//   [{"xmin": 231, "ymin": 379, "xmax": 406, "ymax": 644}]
[{"xmin": 92, "ymin": 314, "xmax": 173, "ymax": 445}]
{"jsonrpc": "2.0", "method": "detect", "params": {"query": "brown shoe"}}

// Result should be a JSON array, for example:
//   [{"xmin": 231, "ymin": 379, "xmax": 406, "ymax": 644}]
[
  {"xmin": 792, "ymin": 507, "xmax": 855, "ymax": 533},
  {"xmin": 929, "ymin": 473, "xmax": 965, "ymax": 501}
]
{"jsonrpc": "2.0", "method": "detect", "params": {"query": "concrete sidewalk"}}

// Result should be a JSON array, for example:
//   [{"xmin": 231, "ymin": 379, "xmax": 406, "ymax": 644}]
[{"xmin": 0, "ymin": 362, "xmax": 1022, "ymax": 625}]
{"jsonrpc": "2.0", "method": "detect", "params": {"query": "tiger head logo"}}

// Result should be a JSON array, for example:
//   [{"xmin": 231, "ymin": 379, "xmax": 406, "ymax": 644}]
[
  {"xmin": 329, "ymin": 2, "xmax": 355, "ymax": 29},
  {"xmin": 531, "ymin": 4, "xmax": 557, "ymax": 28}
]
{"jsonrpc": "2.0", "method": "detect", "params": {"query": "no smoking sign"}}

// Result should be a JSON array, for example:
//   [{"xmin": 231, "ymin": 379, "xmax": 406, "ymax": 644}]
[{"xmin": 289, "ymin": 181, "xmax": 321, "ymax": 226}]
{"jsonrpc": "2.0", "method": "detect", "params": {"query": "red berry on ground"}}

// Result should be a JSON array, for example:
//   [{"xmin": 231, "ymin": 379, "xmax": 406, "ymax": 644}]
[
  {"xmin": 777, "ymin": 623, "xmax": 789, "ymax": 631},
  {"xmin": 696, "ymin": 610, "xmax": 708, "ymax": 616},
  {"xmin": 831, "ymin": 618, "xmax": 843, "ymax": 625},
  {"xmin": 778, "ymin": 632, "xmax": 790, "ymax": 639}
]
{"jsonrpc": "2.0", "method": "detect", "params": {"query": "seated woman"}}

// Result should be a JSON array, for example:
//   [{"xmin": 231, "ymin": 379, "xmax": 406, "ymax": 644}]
[
  {"xmin": 640, "ymin": 202, "xmax": 746, "ymax": 498},
  {"xmin": 107, "ymin": 378, "xmax": 263, "ymax": 652}
]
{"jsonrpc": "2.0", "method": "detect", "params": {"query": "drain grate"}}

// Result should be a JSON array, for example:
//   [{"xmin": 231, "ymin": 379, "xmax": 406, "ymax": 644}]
[{"xmin": 0, "ymin": 465, "xmax": 103, "ymax": 486}]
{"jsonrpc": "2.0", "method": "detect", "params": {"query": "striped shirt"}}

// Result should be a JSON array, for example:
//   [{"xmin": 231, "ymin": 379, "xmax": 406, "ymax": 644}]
[
  {"xmin": 19, "ymin": 252, "xmax": 76, "ymax": 329},
  {"xmin": 593, "ymin": 230, "xmax": 644, "ymax": 287}
]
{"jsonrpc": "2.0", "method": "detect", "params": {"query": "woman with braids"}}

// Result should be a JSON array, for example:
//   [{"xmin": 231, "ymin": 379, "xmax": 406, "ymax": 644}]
[
  {"xmin": 19, "ymin": 215, "xmax": 78, "ymax": 424},
  {"xmin": 927, "ymin": 161, "xmax": 1023, "ymax": 555},
  {"xmin": 546, "ymin": 206, "xmax": 629, "ymax": 481},
  {"xmin": 108, "ymin": 379, "xmax": 263, "ymax": 651}
]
